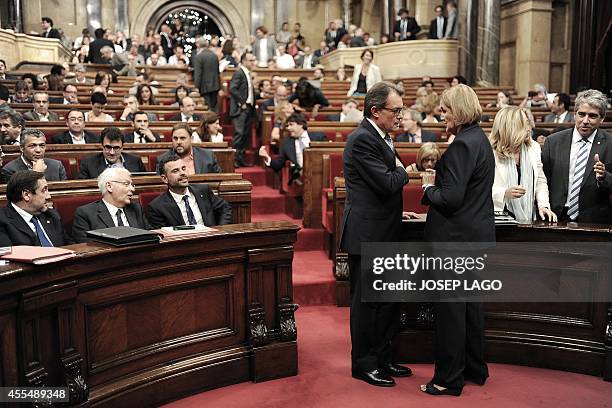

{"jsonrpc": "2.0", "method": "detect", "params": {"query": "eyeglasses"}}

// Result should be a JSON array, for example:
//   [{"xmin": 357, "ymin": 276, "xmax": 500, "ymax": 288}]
[
  {"xmin": 380, "ymin": 106, "xmax": 405, "ymax": 116},
  {"xmin": 103, "ymin": 145, "xmax": 123, "ymax": 151},
  {"xmin": 110, "ymin": 180, "xmax": 135, "ymax": 187}
]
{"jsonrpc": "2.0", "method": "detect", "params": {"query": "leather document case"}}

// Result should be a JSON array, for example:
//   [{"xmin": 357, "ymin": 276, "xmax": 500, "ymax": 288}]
[{"xmin": 86, "ymin": 226, "xmax": 162, "ymax": 247}]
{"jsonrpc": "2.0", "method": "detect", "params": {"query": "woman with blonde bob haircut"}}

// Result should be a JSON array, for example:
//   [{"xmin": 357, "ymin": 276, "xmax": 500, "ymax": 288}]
[
  {"xmin": 407, "ymin": 142, "xmax": 441, "ymax": 172},
  {"xmin": 490, "ymin": 106, "xmax": 557, "ymax": 222},
  {"xmin": 420, "ymin": 84, "xmax": 494, "ymax": 397}
]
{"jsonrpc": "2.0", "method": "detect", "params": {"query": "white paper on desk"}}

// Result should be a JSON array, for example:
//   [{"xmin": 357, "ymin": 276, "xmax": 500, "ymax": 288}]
[{"xmin": 160, "ymin": 225, "xmax": 216, "ymax": 234}]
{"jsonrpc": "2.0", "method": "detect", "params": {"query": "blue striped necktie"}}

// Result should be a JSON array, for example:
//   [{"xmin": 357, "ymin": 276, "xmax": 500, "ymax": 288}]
[
  {"xmin": 566, "ymin": 138, "xmax": 590, "ymax": 220},
  {"xmin": 183, "ymin": 195, "xmax": 197, "ymax": 225},
  {"xmin": 31, "ymin": 217, "xmax": 53, "ymax": 247},
  {"xmin": 384, "ymin": 134, "xmax": 394, "ymax": 151}
]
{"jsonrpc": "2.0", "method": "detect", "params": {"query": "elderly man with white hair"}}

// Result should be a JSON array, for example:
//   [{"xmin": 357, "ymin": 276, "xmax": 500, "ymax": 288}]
[{"xmin": 71, "ymin": 167, "xmax": 150, "ymax": 242}]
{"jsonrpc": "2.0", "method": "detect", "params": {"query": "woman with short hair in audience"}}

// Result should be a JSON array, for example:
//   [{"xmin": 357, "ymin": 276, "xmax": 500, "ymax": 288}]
[
  {"xmin": 489, "ymin": 106, "xmax": 557, "ymax": 222},
  {"xmin": 271, "ymin": 101, "xmax": 295, "ymax": 143},
  {"xmin": 11, "ymin": 80, "xmax": 32, "ymax": 104},
  {"xmin": 396, "ymin": 109, "xmax": 439, "ymax": 143},
  {"xmin": 21, "ymin": 73, "xmax": 38, "ymax": 91},
  {"xmin": 136, "ymin": 84, "xmax": 158, "ymax": 106},
  {"xmin": 406, "ymin": 142, "xmax": 441, "ymax": 172},
  {"xmin": 94, "ymin": 71, "xmax": 114, "ymax": 95},
  {"xmin": 276, "ymin": 22, "xmax": 292, "ymax": 45},
  {"xmin": 36, "ymin": 75, "xmax": 49, "ymax": 91},
  {"xmin": 220, "ymin": 39, "xmax": 238, "ymax": 71},
  {"xmin": 347, "ymin": 49, "xmax": 382, "ymax": 97},
  {"xmin": 197, "ymin": 112, "xmax": 224, "ymax": 143},
  {"xmin": 486, "ymin": 91, "xmax": 513, "ymax": 109},
  {"xmin": 85, "ymin": 92, "xmax": 114, "ymax": 122},
  {"xmin": 172, "ymin": 86, "xmax": 190, "ymax": 108},
  {"xmin": 417, "ymin": 93, "xmax": 441, "ymax": 123},
  {"xmin": 449, "ymin": 75, "xmax": 468, "ymax": 87},
  {"xmin": 335, "ymin": 67, "xmax": 349, "ymax": 82}
]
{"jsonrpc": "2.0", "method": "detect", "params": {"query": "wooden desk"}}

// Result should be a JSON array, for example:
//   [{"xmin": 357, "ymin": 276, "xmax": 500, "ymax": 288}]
[{"xmin": 0, "ymin": 221, "xmax": 300, "ymax": 406}]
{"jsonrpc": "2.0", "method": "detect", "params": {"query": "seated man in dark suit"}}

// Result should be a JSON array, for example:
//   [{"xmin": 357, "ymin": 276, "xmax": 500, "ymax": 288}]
[
  {"xmin": 148, "ymin": 154, "xmax": 232, "ymax": 228},
  {"xmin": 0, "ymin": 170, "xmax": 71, "ymax": 246},
  {"xmin": 396, "ymin": 108, "xmax": 439, "ymax": 142},
  {"xmin": 22, "ymin": 92, "xmax": 60, "ymax": 121},
  {"xmin": 51, "ymin": 109, "xmax": 100, "ymax": 144},
  {"xmin": 77, "ymin": 127, "xmax": 146, "ymax": 179},
  {"xmin": 156, "ymin": 123, "xmax": 221, "ymax": 175},
  {"xmin": 72, "ymin": 167, "xmax": 150, "ymax": 242},
  {"xmin": 168, "ymin": 96, "xmax": 201, "ymax": 123},
  {"xmin": 0, "ymin": 110, "xmax": 24, "ymax": 146},
  {"xmin": 49, "ymin": 84, "xmax": 79, "ymax": 105},
  {"xmin": 1, "ymin": 128, "xmax": 67, "ymax": 183},
  {"xmin": 544, "ymin": 93, "xmax": 574, "ymax": 123},
  {"xmin": 124, "ymin": 111, "xmax": 161, "ymax": 143},
  {"xmin": 258, "ymin": 113, "xmax": 326, "ymax": 183}
]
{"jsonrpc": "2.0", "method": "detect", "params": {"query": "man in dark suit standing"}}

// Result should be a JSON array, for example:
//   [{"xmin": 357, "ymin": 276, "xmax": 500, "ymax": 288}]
[
  {"xmin": 338, "ymin": 82, "xmax": 412, "ymax": 387},
  {"xmin": 542, "ymin": 89, "xmax": 612, "ymax": 224},
  {"xmin": 160, "ymin": 24, "xmax": 174, "ymax": 60},
  {"xmin": 258, "ymin": 113, "xmax": 326, "ymax": 183},
  {"xmin": 87, "ymin": 28, "xmax": 114, "ymax": 64},
  {"xmin": 156, "ymin": 123, "xmax": 221, "ymax": 175},
  {"xmin": 168, "ymin": 97, "xmax": 201, "ymax": 123},
  {"xmin": 124, "ymin": 111, "xmax": 161, "ymax": 143},
  {"xmin": 148, "ymin": 154, "xmax": 233, "ymax": 229},
  {"xmin": 40, "ymin": 17, "xmax": 61, "ymax": 39},
  {"xmin": 77, "ymin": 127, "xmax": 145, "ymax": 179},
  {"xmin": 51, "ymin": 109, "xmax": 100, "ymax": 144},
  {"xmin": 0, "ymin": 170, "xmax": 71, "ymax": 247},
  {"xmin": 229, "ymin": 52, "xmax": 257, "ymax": 167},
  {"xmin": 428, "ymin": 5, "xmax": 447, "ymax": 39},
  {"xmin": 1, "ymin": 129, "xmax": 67, "ymax": 184},
  {"xmin": 192, "ymin": 38, "xmax": 220, "ymax": 113},
  {"xmin": 72, "ymin": 167, "xmax": 150, "ymax": 242},
  {"xmin": 393, "ymin": 8, "xmax": 421, "ymax": 41}
]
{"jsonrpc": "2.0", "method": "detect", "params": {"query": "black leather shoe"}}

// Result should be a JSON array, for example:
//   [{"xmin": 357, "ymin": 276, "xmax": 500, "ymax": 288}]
[
  {"xmin": 381, "ymin": 363, "xmax": 412, "ymax": 377},
  {"xmin": 352, "ymin": 369, "xmax": 396, "ymax": 387},
  {"xmin": 421, "ymin": 382, "xmax": 462, "ymax": 396}
]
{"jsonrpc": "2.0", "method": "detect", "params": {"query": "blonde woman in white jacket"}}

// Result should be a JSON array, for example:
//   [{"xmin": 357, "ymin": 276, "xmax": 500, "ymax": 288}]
[
  {"xmin": 346, "ymin": 49, "xmax": 382, "ymax": 96},
  {"xmin": 489, "ymin": 106, "xmax": 557, "ymax": 222}
]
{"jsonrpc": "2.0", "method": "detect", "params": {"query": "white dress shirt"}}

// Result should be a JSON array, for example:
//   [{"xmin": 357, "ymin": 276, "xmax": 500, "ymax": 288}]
[
  {"xmin": 70, "ymin": 131, "xmax": 86, "ymax": 144},
  {"xmin": 102, "ymin": 200, "xmax": 130, "ymax": 227},
  {"xmin": 240, "ymin": 66, "xmax": 254, "ymax": 105},
  {"xmin": 169, "ymin": 188, "xmax": 204, "ymax": 226},
  {"xmin": 437, "ymin": 17, "xmax": 445, "ymax": 39},
  {"xmin": 258, "ymin": 37, "xmax": 269, "ymax": 67},
  {"xmin": 294, "ymin": 131, "xmax": 311, "ymax": 168},
  {"xmin": 556, "ymin": 111, "xmax": 569, "ymax": 123},
  {"xmin": 565, "ymin": 128, "xmax": 597, "ymax": 207}
]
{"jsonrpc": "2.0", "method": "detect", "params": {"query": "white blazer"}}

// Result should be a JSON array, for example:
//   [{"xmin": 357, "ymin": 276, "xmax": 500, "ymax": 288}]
[
  {"xmin": 347, "ymin": 63, "xmax": 382, "ymax": 96},
  {"xmin": 492, "ymin": 141, "xmax": 551, "ymax": 212}
]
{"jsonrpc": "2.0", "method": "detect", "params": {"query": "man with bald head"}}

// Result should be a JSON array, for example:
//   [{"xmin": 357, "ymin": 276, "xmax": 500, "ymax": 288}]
[{"xmin": 72, "ymin": 167, "xmax": 150, "ymax": 242}]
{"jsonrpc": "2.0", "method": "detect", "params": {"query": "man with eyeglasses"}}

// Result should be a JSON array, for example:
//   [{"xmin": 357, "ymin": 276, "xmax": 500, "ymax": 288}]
[
  {"xmin": 229, "ymin": 51, "xmax": 258, "ymax": 167},
  {"xmin": 339, "ymin": 82, "xmax": 411, "ymax": 387},
  {"xmin": 0, "ymin": 110, "xmax": 24, "ymax": 145},
  {"xmin": 52, "ymin": 109, "xmax": 100, "ymax": 144},
  {"xmin": 49, "ymin": 84, "xmax": 79, "ymax": 105},
  {"xmin": 147, "ymin": 153, "xmax": 232, "ymax": 229},
  {"xmin": 0, "ymin": 170, "xmax": 72, "ymax": 247},
  {"xmin": 542, "ymin": 89, "xmax": 612, "ymax": 223},
  {"xmin": 72, "ymin": 167, "xmax": 150, "ymax": 242},
  {"xmin": 23, "ymin": 92, "xmax": 60, "ymax": 121},
  {"xmin": 77, "ymin": 127, "xmax": 145, "ymax": 179},
  {"xmin": 1, "ymin": 128, "xmax": 67, "ymax": 184}
]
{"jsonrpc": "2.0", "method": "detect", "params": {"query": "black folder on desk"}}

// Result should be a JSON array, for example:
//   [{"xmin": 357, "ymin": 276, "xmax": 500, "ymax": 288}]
[{"xmin": 86, "ymin": 226, "xmax": 162, "ymax": 247}]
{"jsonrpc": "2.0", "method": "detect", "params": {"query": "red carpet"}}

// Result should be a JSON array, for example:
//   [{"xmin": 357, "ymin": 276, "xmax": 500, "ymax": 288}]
[{"xmin": 164, "ymin": 306, "xmax": 612, "ymax": 408}]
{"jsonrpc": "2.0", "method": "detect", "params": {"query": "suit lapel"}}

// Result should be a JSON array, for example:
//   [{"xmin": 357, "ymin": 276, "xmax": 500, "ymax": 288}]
[
  {"xmin": 190, "ymin": 186, "xmax": 212, "ymax": 225},
  {"xmin": 6, "ymin": 205, "xmax": 37, "ymax": 242},
  {"xmin": 96, "ymin": 154, "xmax": 107, "ymax": 176},
  {"xmin": 559, "ymin": 130, "xmax": 572, "ymax": 197},
  {"xmin": 361, "ymin": 120, "xmax": 395, "ymax": 166},
  {"xmin": 39, "ymin": 211, "xmax": 61, "ymax": 246},
  {"xmin": 582, "ymin": 131, "xmax": 606, "ymax": 188},
  {"xmin": 124, "ymin": 204, "xmax": 140, "ymax": 228},
  {"xmin": 96, "ymin": 201, "xmax": 115, "ymax": 228},
  {"xmin": 163, "ymin": 192, "xmax": 185, "ymax": 225}
]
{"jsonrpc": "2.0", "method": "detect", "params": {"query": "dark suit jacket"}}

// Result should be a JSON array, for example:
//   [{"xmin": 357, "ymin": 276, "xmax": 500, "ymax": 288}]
[
  {"xmin": 542, "ymin": 128, "xmax": 612, "ymax": 223},
  {"xmin": 160, "ymin": 33, "xmax": 173, "ymax": 59},
  {"xmin": 395, "ymin": 130, "xmax": 438, "ymax": 143},
  {"xmin": 52, "ymin": 131, "xmax": 100, "ymax": 144},
  {"xmin": 393, "ymin": 17, "xmax": 421, "ymax": 40},
  {"xmin": 76, "ymin": 152, "xmax": 146, "ymax": 179},
  {"xmin": 229, "ymin": 68, "xmax": 254, "ymax": 118},
  {"xmin": 123, "ymin": 131, "xmax": 161, "ymax": 143},
  {"xmin": 0, "ymin": 205, "xmax": 71, "ymax": 246},
  {"xmin": 42, "ymin": 28, "xmax": 61, "ymax": 39},
  {"xmin": 87, "ymin": 38, "xmax": 114, "ymax": 64},
  {"xmin": 544, "ymin": 112, "xmax": 575, "ymax": 123},
  {"xmin": 288, "ymin": 88, "xmax": 330, "ymax": 108},
  {"xmin": 268, "ymin": 132, "xmax": 326, "ymax": 172},
  {"xmin": 22, "ymin": 110, "xmax": 60, "ymax": 121},
  {"xmin": 339, "ymin": 120, "xmax": 409, "ymax": 255},
  {"xmin": 147, "ymin": 184, "xmax": 233, "ymax": 228},
  {"xmin": 72, "ymin": 200, "xmax": 150, "ymax": 243},
  {"xmin": 325, "ymin": 27, "xmax": 348, "ymax": 48},
  {"xmin": 168, "ymin": 113, "xmax": 202, "ymax": 122},
  {"xmin": 193, "ymin": 49, "xmax": 220, "ymax": 94},
  {"xmin": 428, "ymin": 17, "xmax": 447, "ymax": 39},
  {"xmin": 423, "ymin": 123, "xmax": 495, "ymax": 242},
  {"xmin": 1, "ymin": 157, "xmax": 67, "ymax": 184},
  {"xmin": 48, "ymin": 97, "xmax": 72, "ymax": 104},
  {"xmin": 156, "ymin": 146, "xmax": 221, "ymax": 175}
]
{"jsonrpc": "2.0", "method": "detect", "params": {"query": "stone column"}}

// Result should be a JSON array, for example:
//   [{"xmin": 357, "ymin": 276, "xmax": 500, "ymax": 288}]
[
  {"xmin": 477, "ymin": 0, "xmax": 501, "ymax": 84},
  {"xmin": 457, "ymin": 0, "xmax": 479, "ymax": 85},
  {"xmin": 343, "ymin": 0, "xmax": 352, "ymax": 28},
  {"xmin": 13, "ymin": 0, "xmax": 23, "ymax": 32},
  {"xmin": 382, "ymin": 0, "xmax": 390, "ymax": 36},
  {"xmin": 251, "ymin": 0, "xmax": 265, "ymax": 35}
]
